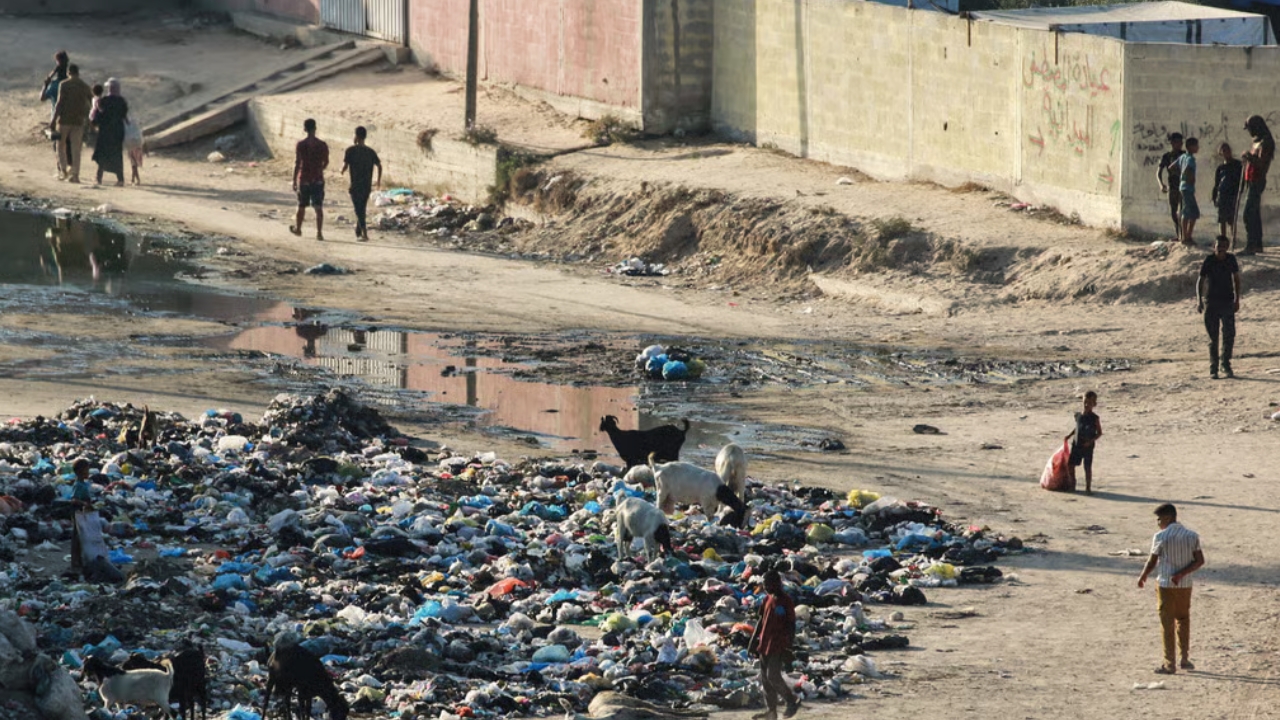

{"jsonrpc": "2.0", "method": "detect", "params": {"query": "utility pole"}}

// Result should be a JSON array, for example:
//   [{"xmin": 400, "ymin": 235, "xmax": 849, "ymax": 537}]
[{"xmin": 465, "ymin": 0, "xmax": 479, "ymax": 130}]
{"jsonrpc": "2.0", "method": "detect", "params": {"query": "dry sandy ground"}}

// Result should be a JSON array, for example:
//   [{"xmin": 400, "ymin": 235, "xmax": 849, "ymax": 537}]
[{"xmin": 2, "ymin": 14, "xmax": 1280, "ymax": 720}]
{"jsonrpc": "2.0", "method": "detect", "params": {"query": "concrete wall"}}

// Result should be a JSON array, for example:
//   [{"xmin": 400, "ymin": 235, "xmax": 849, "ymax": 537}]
[
  {"xmin": 0, "ymin": 0, "xmax": 172, "ymax": 13},
  {"xmin": 642, "ymin": 0, "xmax": 714, "ymax": 133},
  {"xmin": 410, "ymin": 0, "xmax": 644, "ymax": 125},
  {"xmin": 713, "ymin": 0, "xmax": 1125, "ymax": 227},
  {"xmin": 248, "ymin": 97, "xmax": 499, "ymax": 202},
  {"xmin": 205, "ymin": 0, "xmax": 320, "ymax": 24},
  {"xmin": 1122, "ymin": 43, "xmax": 1280, "ymax": 235}
]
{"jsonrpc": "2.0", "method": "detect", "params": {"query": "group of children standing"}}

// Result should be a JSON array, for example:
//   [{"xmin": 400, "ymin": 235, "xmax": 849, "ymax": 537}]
[{"xmin": 1157, "ymin": 133, "xmax": 1241, "ymax": 248}]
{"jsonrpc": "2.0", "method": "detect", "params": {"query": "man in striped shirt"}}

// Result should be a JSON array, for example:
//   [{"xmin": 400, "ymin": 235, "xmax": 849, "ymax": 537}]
[{"xmin": 1137, "ymin": 503, "xmax": 1205, "ymax": 674}]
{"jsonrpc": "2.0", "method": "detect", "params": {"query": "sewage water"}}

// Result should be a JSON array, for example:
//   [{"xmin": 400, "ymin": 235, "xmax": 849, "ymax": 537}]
[{"xmin": 0, "ymin": 209, "xmax": 703, "ymax": 455}]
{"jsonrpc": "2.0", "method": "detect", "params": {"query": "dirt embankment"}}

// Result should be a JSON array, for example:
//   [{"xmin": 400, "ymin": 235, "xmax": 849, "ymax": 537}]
[{"xmin": 500, "ymin": 166, "xmax": 1280, "ymax": 309}]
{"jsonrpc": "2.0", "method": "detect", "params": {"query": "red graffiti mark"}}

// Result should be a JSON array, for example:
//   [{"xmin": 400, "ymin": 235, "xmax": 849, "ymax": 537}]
[
  {"xmin": 1023, "ymin": 52, "xmax": 1067, "ymax": 91},
  {"xmin": 1069, "ymin": 123, "xmax": 1092, "ymax": 155},
  {"xmin": 1098, "ymin": 165, "xmax": 1114, "ymax": 187},
  {"xmin": 1029, "ymin": 129, "xmax": 1045, "ymax": 153}
]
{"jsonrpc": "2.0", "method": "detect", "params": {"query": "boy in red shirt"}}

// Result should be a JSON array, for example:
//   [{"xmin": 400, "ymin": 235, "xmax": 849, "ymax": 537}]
[{"xmin": 749, "ymin": 570, "xmax": 800, "ymax": 719}]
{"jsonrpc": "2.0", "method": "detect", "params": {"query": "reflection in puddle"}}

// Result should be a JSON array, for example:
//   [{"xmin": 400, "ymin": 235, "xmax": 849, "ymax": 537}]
[{"xmin": 210, "ymin": 318, "xmax": 656, "ymax": 453}]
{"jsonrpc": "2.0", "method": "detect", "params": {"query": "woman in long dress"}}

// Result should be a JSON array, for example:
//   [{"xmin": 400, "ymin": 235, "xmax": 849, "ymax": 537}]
[{"xmin": 91, "ymin": 77, "xmax": 128, "ymax": 186}]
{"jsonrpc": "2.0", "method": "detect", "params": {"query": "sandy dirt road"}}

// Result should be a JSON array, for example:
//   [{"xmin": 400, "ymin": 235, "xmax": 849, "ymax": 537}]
[{"xmin": 2, "ymin": 13, "xmax": 1280, "ymax": 720}]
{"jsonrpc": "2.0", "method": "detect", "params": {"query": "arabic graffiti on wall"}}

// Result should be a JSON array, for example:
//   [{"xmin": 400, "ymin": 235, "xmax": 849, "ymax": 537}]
[{"xmin": 1022, "ymin": 48, "xmax": 1121, "ymax": 193}]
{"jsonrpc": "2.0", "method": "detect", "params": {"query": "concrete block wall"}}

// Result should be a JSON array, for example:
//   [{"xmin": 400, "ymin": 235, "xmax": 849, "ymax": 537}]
[
  {"xmin": 248, "ymin": 97, "xmax": 500, "ymax": 202},
  {"xmin": 713, "ymin": 0, "xmax": 1125, "ymax": 226},
  {"xmin": 410, "ymin": 0, "xmax": 646, "ymax": 127},
  {"xmin": 642, "ymin": 0, "xmax": 714, "ymax": 133},
  {"xmin": 1122, "ymin": 43, "xmax": 1280, "ymax": 235},
  {"xmin": 205, "ymin": 0, "xmax": 320, "ymax": 24}
]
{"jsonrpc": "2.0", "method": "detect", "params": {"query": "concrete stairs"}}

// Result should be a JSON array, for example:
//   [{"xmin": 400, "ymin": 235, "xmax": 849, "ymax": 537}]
[{"xmin": 143, "ymin": 41, "xmax": 384, "ymax": 150}]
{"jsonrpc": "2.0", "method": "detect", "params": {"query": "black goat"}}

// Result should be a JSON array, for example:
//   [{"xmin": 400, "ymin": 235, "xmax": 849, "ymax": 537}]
[
  {"xmin": 263, "ymin": 644, "xmax": 349, "ymax": 720},
  {"xmin": 599, "ymin": 415, "xmax": 690, "ymax": 469},
  {"xmin": 121, "ymin": 643, "xmax": 209, "ymax": 720},
  {"xmin": 81, "ymin": 656, "xmax": 125, "ymax": 684}
]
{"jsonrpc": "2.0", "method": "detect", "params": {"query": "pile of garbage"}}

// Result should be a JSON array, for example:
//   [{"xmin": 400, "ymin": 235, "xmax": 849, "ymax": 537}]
[
  {"xmin": 634, "ymin": 344, "xmax": 708, "ymax": 382},
  {"xmin": 0, "ymin": 391, "xmax": 1022, "ymax": 719},
  {"xmin": 608, "ymin": 258, "xmax": 669, "ymax": 277},
  {"xmin": 373, "ymin": 190, "xmax": 517, "ymax": 235}
]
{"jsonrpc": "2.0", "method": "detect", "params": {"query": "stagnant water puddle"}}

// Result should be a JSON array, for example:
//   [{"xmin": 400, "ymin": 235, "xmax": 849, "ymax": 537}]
[{"xmin": 0, "ymin": 207, "xmax": 1131, "ymax": 458}]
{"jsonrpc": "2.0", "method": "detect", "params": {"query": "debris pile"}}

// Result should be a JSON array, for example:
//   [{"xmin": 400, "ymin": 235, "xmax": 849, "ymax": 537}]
[
  {"xmin": 373, "ymin": 190, "xmax": 524, "ymax": 236},
  {"xmin": 0, "ymin": 393, "xmax": 1023, "ymax": 718}
]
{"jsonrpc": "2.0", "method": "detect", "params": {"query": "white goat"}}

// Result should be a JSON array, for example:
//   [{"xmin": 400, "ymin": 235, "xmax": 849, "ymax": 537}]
[
  {"xmin": 649, "ymin": 453, "xmax": 748, "ymax": 528},
  {"xmin": 99, "ymin": 659, "xmax": 174, "ymax": 719},
  {"xmin": 613, "ymin": 496, "xmax": 675, "ymax": 564},
  {"xmin": 714, "ymin": 443, "xmax": 747, "ymax": 500}
]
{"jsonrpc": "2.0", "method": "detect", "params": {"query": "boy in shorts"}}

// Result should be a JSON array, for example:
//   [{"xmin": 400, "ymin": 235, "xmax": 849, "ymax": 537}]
[
  {"xmin": 1179, "ymin": 138, "xmax": 1200, "ymax": 247},
  {"xmin": 1065, "ymin": 391, "xmax": 1102, "ymax": 494},
  {"xmin": 1158, "ymin": 133, "xmax": 1185, "ymax": 243},
  {"xmin": 290, "ymin": 118, "xmax": 329, "ymax": 241}
]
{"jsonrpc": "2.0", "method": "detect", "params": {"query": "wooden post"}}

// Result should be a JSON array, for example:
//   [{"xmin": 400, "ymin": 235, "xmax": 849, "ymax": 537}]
[{"xmin": 465, "ymin": 0, "xmax": 479, "ymax": 130}]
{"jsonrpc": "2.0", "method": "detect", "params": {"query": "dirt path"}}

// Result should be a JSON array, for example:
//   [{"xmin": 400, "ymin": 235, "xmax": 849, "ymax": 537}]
[{"xmin": 2, "ymin": 13, "xmax": 1280, "ymax": 720}]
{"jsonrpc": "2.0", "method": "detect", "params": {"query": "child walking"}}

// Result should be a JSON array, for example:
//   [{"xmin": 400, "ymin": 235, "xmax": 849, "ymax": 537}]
[
  {"xmin": 750, "ymin": 570, "xmax": 801, "ymax": 720},
  {"xmin": 1065, "ymin": 391, "xmax": 1103, "ymax": 494}
]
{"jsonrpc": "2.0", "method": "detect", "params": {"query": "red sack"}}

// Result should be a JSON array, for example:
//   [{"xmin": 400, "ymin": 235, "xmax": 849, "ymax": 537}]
[{"xmin": 1040, "ymin": 438, "xmax": 1074, "ymax": 492}]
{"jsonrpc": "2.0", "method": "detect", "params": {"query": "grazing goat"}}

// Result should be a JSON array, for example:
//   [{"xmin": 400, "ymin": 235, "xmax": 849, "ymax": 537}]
[
  {"xmin": 650, "ymin": 454, "xmax": 749, "ymax": 529},
  {"xmin": 82, "ymin": 655, "xmax": 125, "ymax": 684},
  {"xmin": 714, "ymin": 443, "xmax": 747, "ymax": 500},
  {"xmin": 99, "ymin": 659, "xmax": 174, "ymax": 719},
  {"xmin": 264, "ymin": 643, "xmax": 349, "ymax": 720},
  {"xmin": 614, "ymin": 496, "xmax": 675, "ymax": 565},
  {"xmin": 122, "ymin": 644, "xmax": 209, "ymax": 720},
  {"xmin": 600, "ymin": 416, "xmax": 689, "ymax": 469}
]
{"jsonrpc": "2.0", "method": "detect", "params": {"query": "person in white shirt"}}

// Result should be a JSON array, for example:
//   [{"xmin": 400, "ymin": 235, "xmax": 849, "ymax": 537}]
[{"xmin": 1137, "ymin": 503, "xmax": 1205, "ymax": 674}]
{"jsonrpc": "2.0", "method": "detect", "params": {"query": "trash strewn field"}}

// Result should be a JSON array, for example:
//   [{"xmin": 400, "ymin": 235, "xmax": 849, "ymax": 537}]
[{"xmin": 0, "ymin": 391, "xmax": 1022, "ymax": 719}]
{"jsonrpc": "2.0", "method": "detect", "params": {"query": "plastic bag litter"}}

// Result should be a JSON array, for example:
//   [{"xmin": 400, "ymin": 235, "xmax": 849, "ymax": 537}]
[
  {"xmin": 843, "ymin": 655, "xmax": 880, "ymax": 677},
  {"xmin": 601, "ymin": 613, "xmax": 637, "ymax": 632},
  {"xmin": 923, "ymin": 562, "xmax": 957, "ymax": 580},
  {"xmin": 683, "ymin": 618, "xmax": 714, "ymax": 648},
  {"xmin": 846, "ymin": 489, "xmax": 882, "ymax": 509},
  {"xmin": 806, "ymin": 524, "xmax": 835, "ymax": 543},
  {"xmin": 1040, "ymin": 438, "xmax": 1074, "ymax": 492},
  {"xmin": 861, "ymin": 497, "xmax": 903, "ymax": 515},
  {"xmin": 226, "ymin": 705, "xmax": 262, "ymax": 720},
  {"xmin": 531, "ymin": 644, "xmax": 570, "ymax": 663}
]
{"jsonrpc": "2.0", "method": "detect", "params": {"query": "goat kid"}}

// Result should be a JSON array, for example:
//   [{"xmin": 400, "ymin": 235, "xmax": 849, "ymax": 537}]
[
  {"xmin": 649, "ymin": 453, "xmax": 749, "ymax": 528},
  {"xmin": 714, "ymin": 443, "xmax": 747, "ymax": 500},
  {"xmin": 122, "ymin": 645, "xmax": 210, "ymax": 720},
  {"xmin": 99, "ymin": 658, "xmax": 174, "ymax": 719},
  {"xmin": 614, "ymin": 496, "xmax": 676, "ymax": 566},
  {"xmin": 599, "ymin": 415, "xmax": 689, "ymax": 469}
]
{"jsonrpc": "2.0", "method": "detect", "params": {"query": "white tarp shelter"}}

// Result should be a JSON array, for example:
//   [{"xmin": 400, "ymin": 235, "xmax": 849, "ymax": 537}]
[{"xmin": 971, "ymin": 1, "xmax": 1274, "ymax": 46}]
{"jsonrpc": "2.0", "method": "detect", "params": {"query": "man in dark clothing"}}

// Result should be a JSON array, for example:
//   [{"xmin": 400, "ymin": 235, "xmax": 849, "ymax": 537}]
[
  {"xmin": 1240, "ymin": 115, "xmax": 1274, "ymax": 255},
  {"xmin": 1157, "ymin": 133, "xmax": 1185, "ymax": 243},
  {"xmin": 1198, "ymin": 235, "xmax": 1242, "ymax": 379},
  {"xmin": 49, "ymin": 64, "xmax": 92, "ymax": 184},
  {"xmin": 290, "ymin": 118, "xmax": 329, "ymax": 241},
  {"xmin": 749, "ymin": 570, "xmax": 801, "ymax": 720},
  {"xmin": 1211, "ymin": 142, "xmax": 1243, "ymax": 242},
  {"xmin": 340, "ymin": 126, "xmax": 382, "ymax": 242}
]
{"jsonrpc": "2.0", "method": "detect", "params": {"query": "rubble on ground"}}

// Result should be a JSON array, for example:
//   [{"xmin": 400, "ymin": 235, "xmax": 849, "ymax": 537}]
[{"xmin": 0, "ymin": 391, "xmax": 1022, "ymax": 718}]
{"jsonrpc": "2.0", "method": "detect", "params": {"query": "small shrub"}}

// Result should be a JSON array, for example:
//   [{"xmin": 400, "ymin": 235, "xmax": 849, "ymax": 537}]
[
  {"xmin": 461, "ymin": 124, "xmax": 498, "ymax": 146},
  {"xmin": 871, "ymin": 216, "xmax": 917, "ymax": 242},
  {"xmin": 583, "ymin": 115, "xmax": 639, "ymax": 145},
  {"xmin": 417, "ymin": 128, "xmax": 438, "ymax": 152}
]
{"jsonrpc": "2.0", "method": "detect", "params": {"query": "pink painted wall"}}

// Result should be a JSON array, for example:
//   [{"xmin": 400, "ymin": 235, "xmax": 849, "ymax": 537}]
[{"xmin": 410, "ymin": 0, "xmax": 642, "ymax": 112}]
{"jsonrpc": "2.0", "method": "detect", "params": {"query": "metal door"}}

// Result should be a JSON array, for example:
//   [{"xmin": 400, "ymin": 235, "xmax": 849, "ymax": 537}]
[{"xmin": 320, "ymin": 0, "xmax": 405, "ymax": 45}]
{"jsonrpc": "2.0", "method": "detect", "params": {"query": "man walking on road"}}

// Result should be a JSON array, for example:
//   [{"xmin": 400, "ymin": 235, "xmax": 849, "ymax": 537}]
[
  {"xmin": 340, "ymin": 126, "xmax": 381, "ymax": 242},
  {"xmin": 1240, "ymin": 115, "xmax": 1274, "ymax": 255},
  {"xmin": 1197, "ymin": 234, "xmax": 1241, "ymax": 379},
  {"xmin": 48, "ymin": 64, "xmax": 92, "ymax": 183},
  {"xmin": 291, "ymin": 118, "xmax": 329, "ymax": 241},
  {"xmin": 1138, "ymin": 503, "xmax": 1204, "ymax": 675}
]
